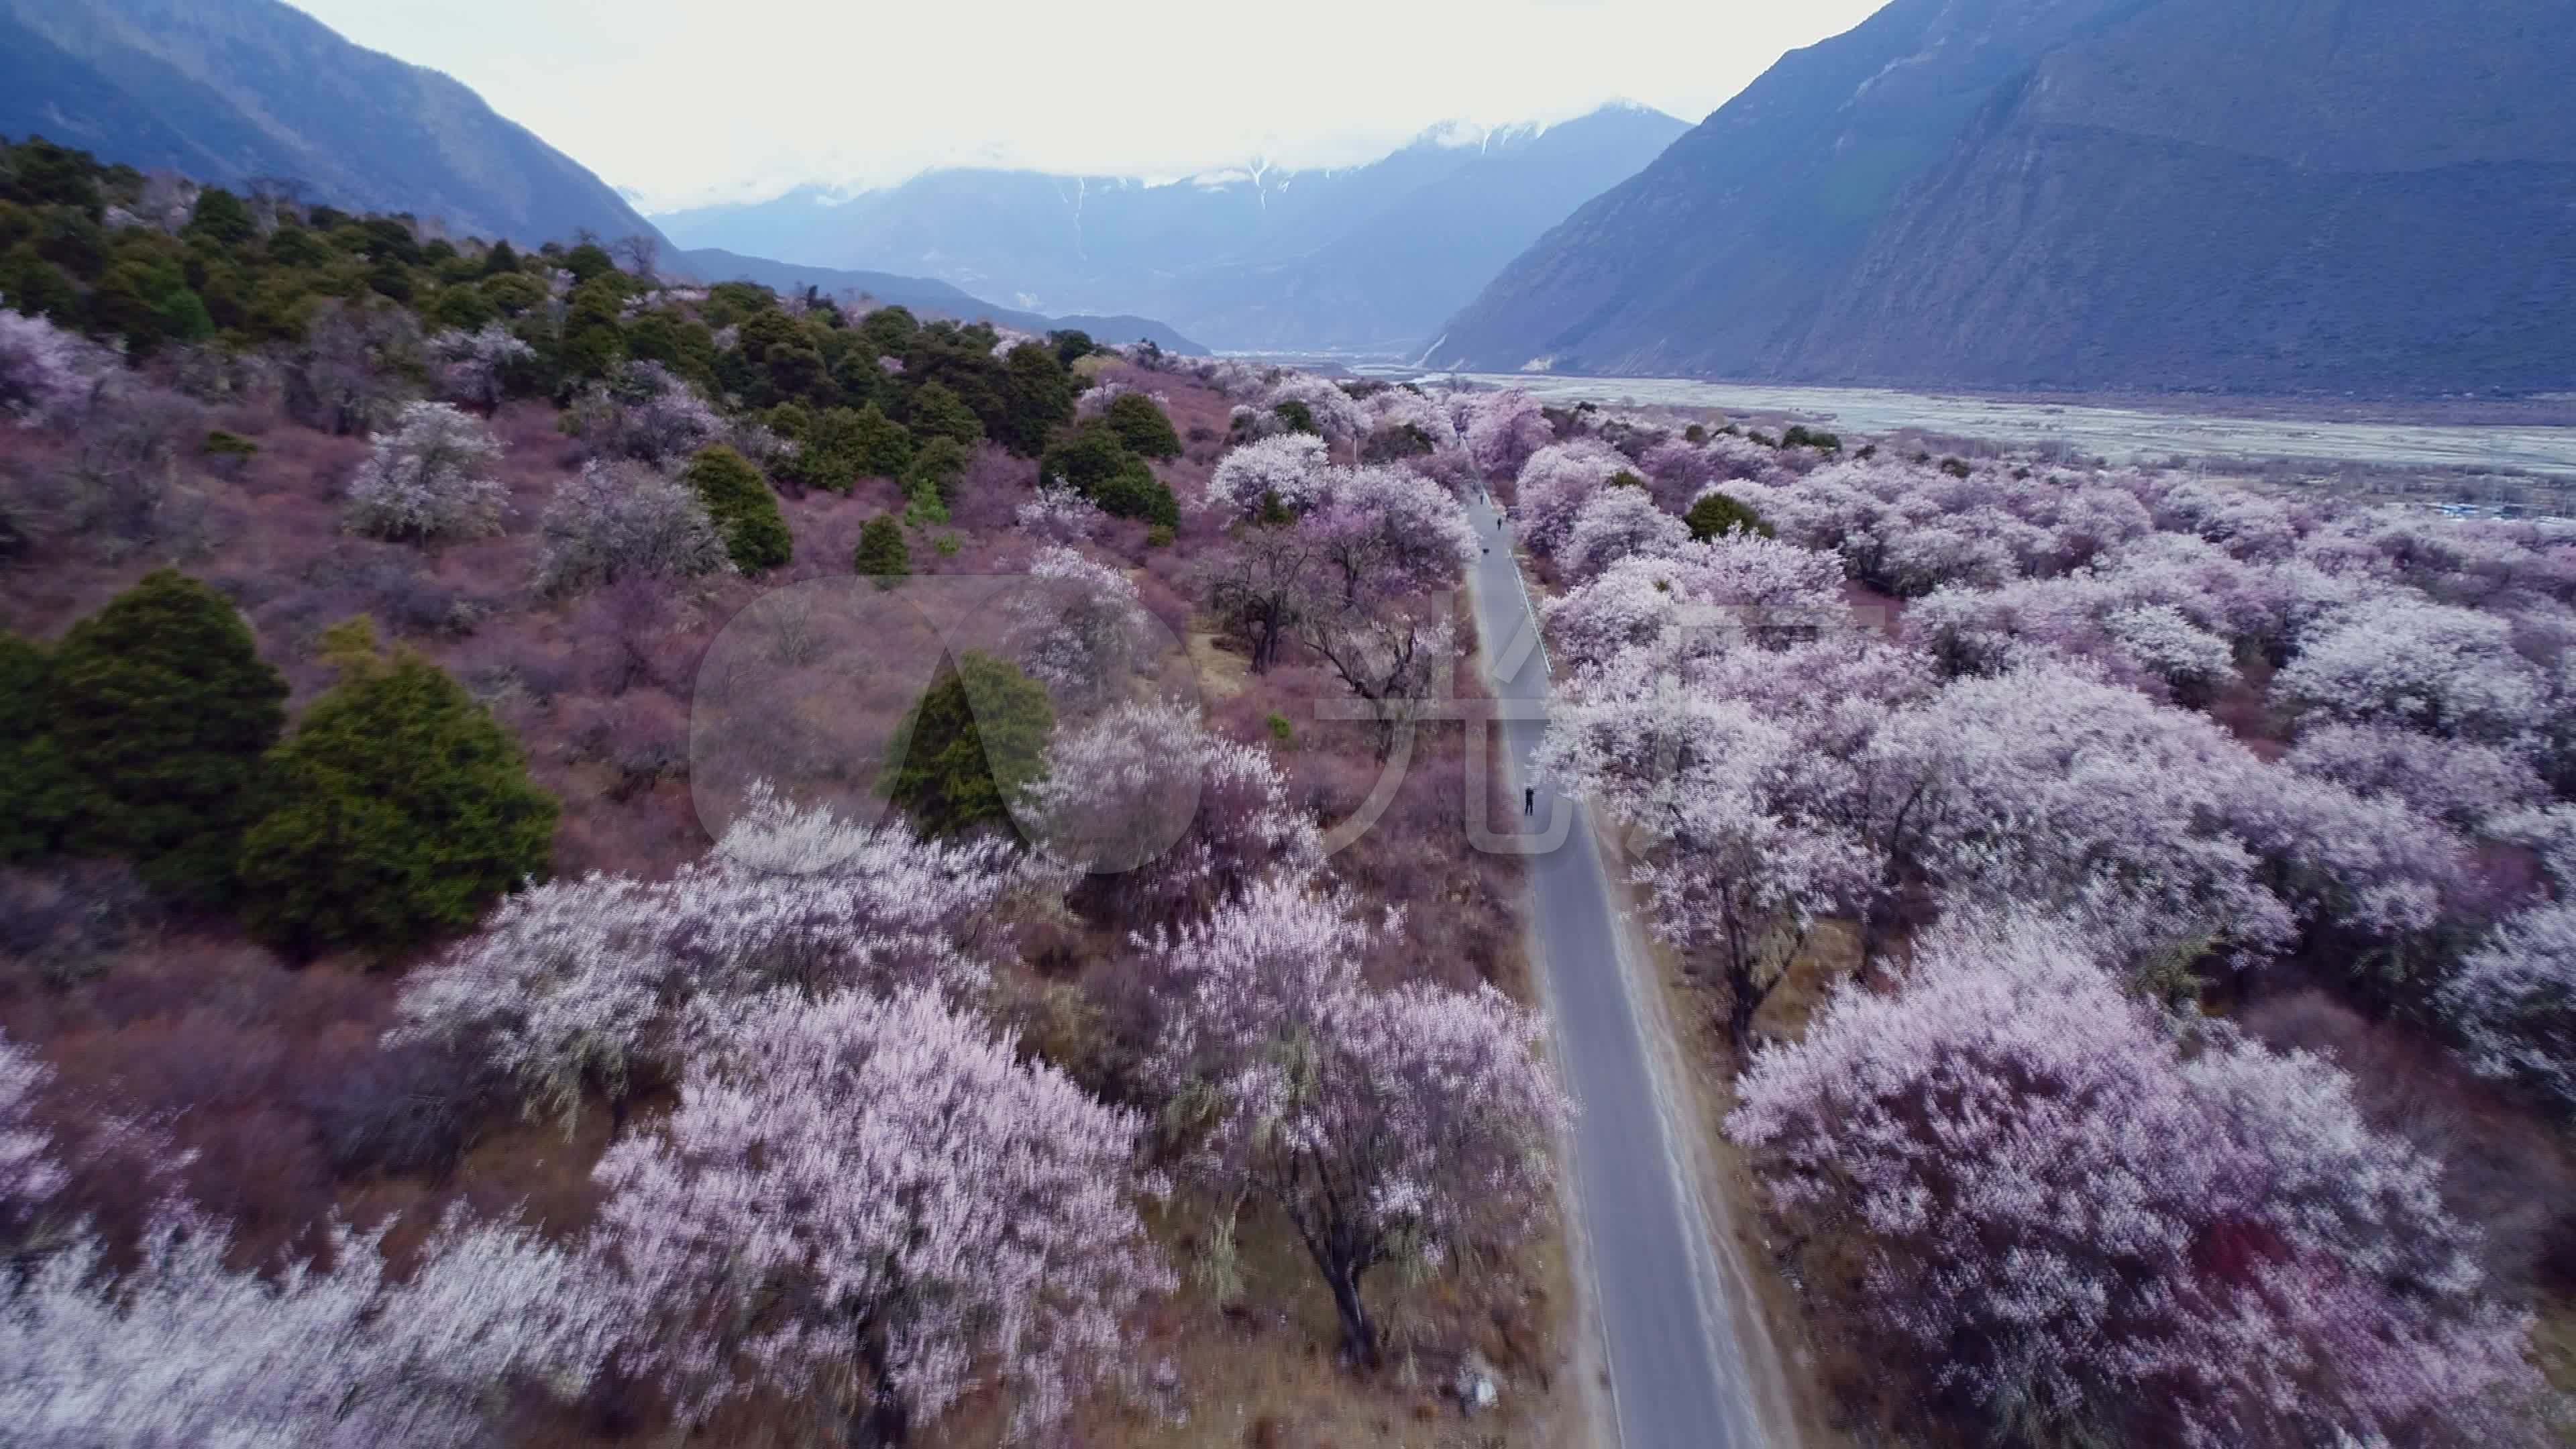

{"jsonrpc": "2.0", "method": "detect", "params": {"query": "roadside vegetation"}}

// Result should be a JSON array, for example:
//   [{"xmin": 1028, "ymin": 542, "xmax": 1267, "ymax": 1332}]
[
  {"xmin": 1491, "ymin": 382, "xmax": 2576, "ymax": 1446},
  {"xmin": 0, "ymin": 136, "xmax": 1572, "ymax": 1446}
]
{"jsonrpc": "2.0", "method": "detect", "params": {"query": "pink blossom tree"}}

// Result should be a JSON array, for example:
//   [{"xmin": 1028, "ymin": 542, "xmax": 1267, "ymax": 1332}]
[
  {"xmin": 1302, "ymin": 462, "xmax": 1477, "ymax": 601},
  {"xmin": 2286, "ymin": 721, "xmax": 2548, "ymax": 834},
  {"xmin": 342, "ymin": 400, "xmax": 508, "ymax": 544},
  {"xmin": 1260, "ymin": 374, "xmax": 1368, "ymax": 448},
  {"xmin": 0, "ymin": 303, "xmax": 116, "ymax": 431},
  {"xmin": 1543, "ymin": 534, "xmax": 1847, "ymax": 679},
  {"xmin": 1013, "ymin": 481, "xmax": 1108, "ymax": 543},
  {"xmin": 533, "ymin": 458, "xmax": 734, "ymax": 594},
  {"xmin": 1560, "ymin": 485, "xmax": 1689, "ymax": 582},
  {"xmin": 1460, "ymin": 389, "xmax": 1552, "ymax": 478},
  {"xmin": 426, "ymin": 323, "xmax": 534, "ymax": 413},
  {"xmin": 1876, "ymin": 664, "xmax": 2299, "ymax": 976},
  {"xmin": 1513, "ymin": 439, "xmax": 1632, "ymax": 555},
  {"xmin": 1148, "ymin": 880, "xmax": 1570, "ymax": 1364},
  {"xmin": 595, "ymin": 986, "xmax": 1171, "ymax": 1442},
  {"xmin": 2274, "ymin": 594, "xmax": 2551, "ymax": 746},
  {"xmin": 1362, "ymin": 385, "xmax": 1460, "ymax": 455},
  {"xmin": 2441, "ymin": 808, "xmax": 2576, "ymax": 1108},
  {"xmin": 1022, "ymin": 699, "xmax": 1318, "ymax": 920},
  {"xmin": 1008, "ymin": 545, "xmax": 1151, "ymax": 706},
  {"xmin": 567, "ymin": 360, "xmax": 724, "ymax": 467},
  {"xmin": 1206, "ymin": 432, "xmax": 1331, "ymax": 519},
  {"xmin": 391, "ymin": 784, "xmax": 1022, "ymax": 1132},
  {"xmin": 2441, "ymin": 902, "xmax": 2576, "ymax": 1109},
  {"xmin": 1538, "ymin": 663, "xmax": 1867, "ymax": 1044},
  {"xmin": 1729, "ymin": 913, "xmax": 2538, "ymax": 1448},
  {"xmin": 1, "ymin": 1208, "xmax": 620, "ymax": 1448}
]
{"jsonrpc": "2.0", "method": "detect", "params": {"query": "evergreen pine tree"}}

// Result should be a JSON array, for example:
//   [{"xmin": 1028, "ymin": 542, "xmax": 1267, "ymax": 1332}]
[
  {"xmin": 1684, "ymin": 491, "xmax": 1775, "ymax": 542},
  {"xmin": 683, "ymin": 443, "xmax": 793, "ymax": 572},
  {"xmin": 850, "ymin": 402, "xmax": 915, "ymax": 478},
  {"xmin": 905, "ymin": 380, "xmax": 985, "ymax": 448},
  {"xmin": 238, "ymin": 619, "xmax": 557, "ymax": 961},
  {"xmin": 1104, "ymin": 391, "xmax": 1183, "ymax": 460},
  {"xmin": 853, "ymin": 515, "xmax": 911, "ymax": 589},
  {"xmin": 883, "ymin": 653, "xmax": 1051, "ymax": 839},
  {"xmin": 49, "ymin": 570, "xmax": 287, "ymax": 908}
]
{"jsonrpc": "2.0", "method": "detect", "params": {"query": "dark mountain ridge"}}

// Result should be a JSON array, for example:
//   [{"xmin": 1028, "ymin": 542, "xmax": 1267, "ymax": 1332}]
[
  {"xmin": 0, "ymin": 0, "xmax": 661, "ymax": 248},
  {"xmin": 1436, "ymin": 0, "xmax": 2576, "ymax": 396}
]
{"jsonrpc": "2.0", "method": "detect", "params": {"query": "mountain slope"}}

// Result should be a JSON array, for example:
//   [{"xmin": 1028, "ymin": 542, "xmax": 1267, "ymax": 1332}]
[
  {"xmin": 670, "ymin": 248, "xmax": 1205, "ymax": 354},
  {"xmin": 0, "ymin": 0, "xmax": 660, "ymax": 247},
  {"xmin": 656, "ymin": 105, "xmax": 1690, "ymax": 353},
  {"xmin": 1437, "ymin": 0, "xmax": 2576, "ymax": 395}
]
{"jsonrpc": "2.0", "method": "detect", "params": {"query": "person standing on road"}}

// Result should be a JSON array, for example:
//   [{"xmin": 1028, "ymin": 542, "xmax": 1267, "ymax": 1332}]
[{"xmin": 1524, "ymin": 786, "xmax": 1535, "ymax": 816}]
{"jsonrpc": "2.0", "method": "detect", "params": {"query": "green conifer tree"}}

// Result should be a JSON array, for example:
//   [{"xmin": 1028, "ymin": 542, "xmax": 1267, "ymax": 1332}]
[
  {"xmin": 48, "ymin": 570, "xmax": 287, "ymax": 908},
  {"xmin": 238, "ymin": 619, "xmax": 557, "ymax": 960}
]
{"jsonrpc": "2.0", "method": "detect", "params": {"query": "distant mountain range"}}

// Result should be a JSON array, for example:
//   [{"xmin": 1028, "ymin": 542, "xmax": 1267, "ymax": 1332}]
[
  {"xmin": 669, "ymin": 248, "xmax": 1202, "ymax": 354},
  {"xmin": 1436, "ymin": 0, "xmax": 2576, "ymax": 396},
  {"xmin": 653, "ymin": 105, "xmax": 1690, "ymax": 356},
  {"xmin": 1, "ymin": 0, "xmax": 1202, "ymax": 350}
]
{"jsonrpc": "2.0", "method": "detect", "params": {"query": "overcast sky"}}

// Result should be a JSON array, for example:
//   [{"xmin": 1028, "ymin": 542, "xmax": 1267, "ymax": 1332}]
[{"xmin": 286, "ymin": 0, "xmax": 1886, "ymax": 212}]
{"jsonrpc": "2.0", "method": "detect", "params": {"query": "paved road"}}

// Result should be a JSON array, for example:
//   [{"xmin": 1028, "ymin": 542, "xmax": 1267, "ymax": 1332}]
[{"xmin": 1462, "ymin": 493, "xmax": 1779, "ymax": 1449}]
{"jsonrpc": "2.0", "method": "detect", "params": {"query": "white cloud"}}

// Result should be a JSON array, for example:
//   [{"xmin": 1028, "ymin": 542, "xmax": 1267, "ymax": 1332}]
[{"xmin": 288, "ymin": 0, "xmax": 1888, "ymax": 211}]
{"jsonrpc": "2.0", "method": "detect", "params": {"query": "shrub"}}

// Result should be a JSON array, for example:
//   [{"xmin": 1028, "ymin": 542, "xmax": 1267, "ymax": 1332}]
[
  {"xmin": 1272, "ymin": 398, "xmax": 1318, "ymax": 435},
  {"xmin": 1360, "ymin": 421, "xmax": 1434, "ymax": 463},
  {"xmin": 534, "ymin": 459, "xmax": 733, "ymax": 594},
  {"xmin": 903, "ymin": 434, "xmax": 971, "ymax": 515},
  {"xmin": 566, "ymin": 360, "xmax": 722, "ymax": 468},
  {"xmin": 50, "ymin": 570, "xmax": 287, "ymax": 908},
  {"xmin": 885, "ymin": 653, "xmax": 1053, "ymax": 839},
  {"xmin": 343, "ymin": 401, "xmax": 507, "ymax": 544},
  {"xmin": 682, "ymin": 443, "xmax": 791, "ymax": 574},
  {"xmin": 1042, "ymin": 423, "xmax": 1175, "ymax": 526},
  {"xmin": 1684, "ymin": 490, "xmax": 1775, "ymax": 541},
  {"xmin": 199, "ymin": 429, "xmax": 257, "ymax": 476},
  {"xmin": 281, "ymin": 300, "xmax": 423, "ymax": 437},
  {"xmin": 1102, "ymin": 391, "xmax": 1181, "ymax": 460},
  {"xmin": 853, "ymin": 515, "xmax": 910, "ymax": 588},
  {"xmin": 1094, "ymin": 467, "xmax": 1178, "ymax": 528},
  {"xmin": 789, "ymin": 405, "xmax": 871, "ymax": 493},
  {"xmin": 239, "ymin": 619, "xmax": 557, "ymax": 960}
]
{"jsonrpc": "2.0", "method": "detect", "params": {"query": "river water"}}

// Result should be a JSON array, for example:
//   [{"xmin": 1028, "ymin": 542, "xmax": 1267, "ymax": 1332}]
[{"xmin": 1430, "ymin": 374, "xmax": 2576, "ymax": 478}]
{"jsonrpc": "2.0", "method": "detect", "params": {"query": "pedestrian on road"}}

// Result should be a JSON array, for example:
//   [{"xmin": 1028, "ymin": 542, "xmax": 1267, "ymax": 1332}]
[{"xmin": 1524, "ymin": 786, "xmax": 1535, "ymax": 816}]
